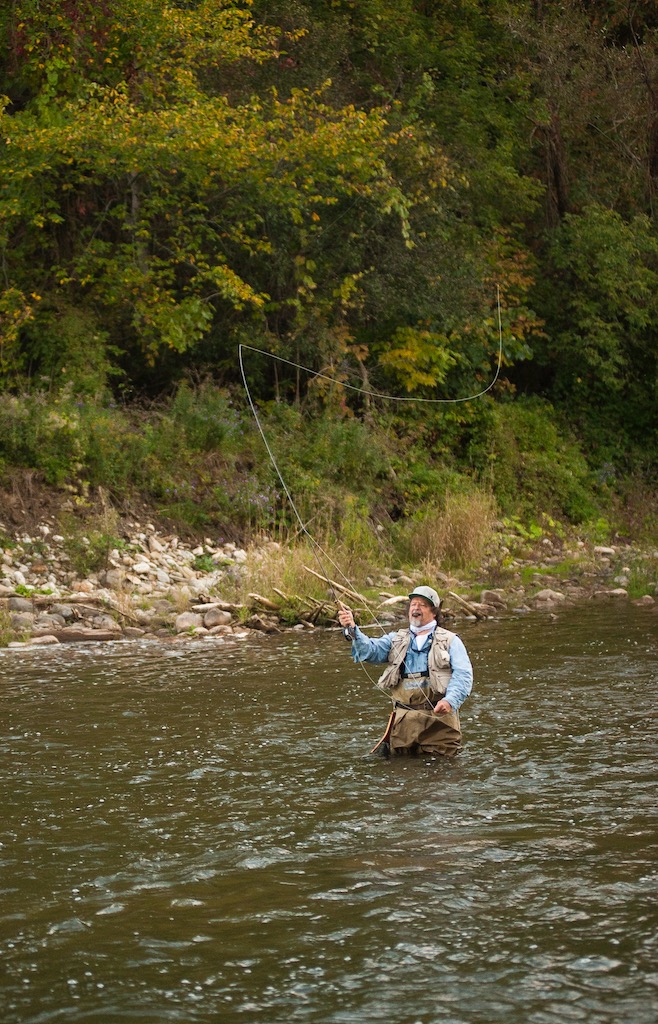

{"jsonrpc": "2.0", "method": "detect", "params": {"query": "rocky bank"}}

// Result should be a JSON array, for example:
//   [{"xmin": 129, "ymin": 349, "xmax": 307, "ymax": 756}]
[{"xmin": 1, "ymin": 518, "xmax": 656, "ymax": 649}]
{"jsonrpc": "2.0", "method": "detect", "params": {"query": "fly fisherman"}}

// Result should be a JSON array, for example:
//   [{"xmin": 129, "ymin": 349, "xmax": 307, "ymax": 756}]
[{"xmin": 338, "ymin": 586, "xmax": 473, "ymax": 757}]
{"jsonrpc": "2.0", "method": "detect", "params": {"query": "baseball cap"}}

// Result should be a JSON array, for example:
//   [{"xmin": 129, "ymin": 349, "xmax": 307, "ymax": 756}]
[{"xmin": 408, "ymin": 585, "xmax": 441, "ymax": 608}]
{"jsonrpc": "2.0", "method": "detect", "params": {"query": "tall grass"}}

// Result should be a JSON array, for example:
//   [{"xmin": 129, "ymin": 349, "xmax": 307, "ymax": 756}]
[{"xmin": 402, "ymin": 488, "xmax": 498, "ymax": 571}]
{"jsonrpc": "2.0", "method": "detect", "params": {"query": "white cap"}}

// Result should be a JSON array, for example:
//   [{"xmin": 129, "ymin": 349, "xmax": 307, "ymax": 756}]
[{"xmin": 408, "ymin": 585, "xmax": 441, "ymax": 609}]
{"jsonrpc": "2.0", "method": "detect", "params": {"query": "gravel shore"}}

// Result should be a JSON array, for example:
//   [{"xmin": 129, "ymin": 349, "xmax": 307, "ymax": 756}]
[{"xmin": 1, "ymin": 518, "xmax": 656, "ymax": 648}]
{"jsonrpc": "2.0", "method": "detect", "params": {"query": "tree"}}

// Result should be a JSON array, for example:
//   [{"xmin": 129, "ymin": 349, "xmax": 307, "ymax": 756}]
[{"xmin": 0, "ymin": 0, "xmax": 428, "ymax": 392}]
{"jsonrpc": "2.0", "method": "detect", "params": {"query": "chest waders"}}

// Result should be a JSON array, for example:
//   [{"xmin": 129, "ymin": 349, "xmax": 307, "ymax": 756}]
[{"xmin": 376, "ymin": 628, "xmax": 463, "ymax": 757}]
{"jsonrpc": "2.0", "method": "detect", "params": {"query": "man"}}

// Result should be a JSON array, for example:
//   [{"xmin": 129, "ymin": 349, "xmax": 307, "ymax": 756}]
[{"xmin": 338, "ymin": 586, "xmax": 473, "ymax": 757}]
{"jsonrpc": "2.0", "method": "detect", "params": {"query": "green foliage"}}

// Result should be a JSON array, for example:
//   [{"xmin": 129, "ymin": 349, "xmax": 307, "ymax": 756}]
[
  {"xmin": 0, "ymin": 0, "xmax": 656, "ymax": 546},
  {"xmin": 59, "ymin": 508, "xmax": 121, "ymax": 578},
  {"xmin": 0, "ymin": 391, "xmax": 85, "ymax": 486},
  {"xmin": 170, "ymin": 383, "xmax": 243, "ymax": 453},
  {"xmin": 488, "ymin": 398, "xmax": 599, "ymax": 523},
  {"xmin": 0, "ymin": 607, "xmax": 21, "ymax": 647},
  {"xmin": 193, "ymin": 552, "xmax": 217, "ymax": 573},
  {"xmin": 622, "ymin": 554, "xmax": 658, "ymax": 601},
  {"xmin": 543, "ymin": 205, "xmax": 658, "ymax": 391}
]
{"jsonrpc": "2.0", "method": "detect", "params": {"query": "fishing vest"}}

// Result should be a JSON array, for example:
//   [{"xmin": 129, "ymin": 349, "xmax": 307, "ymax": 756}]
[{"xmin": 377, "ymin": 626, "xmax": 456, "ymax": 707}]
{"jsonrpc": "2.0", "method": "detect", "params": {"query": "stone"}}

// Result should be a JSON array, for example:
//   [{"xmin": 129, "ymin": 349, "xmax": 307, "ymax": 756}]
[
  {"xmin": 33, "ymin": 613, "xmax": 66, "ymax": 629},
  {"xmin": 632, "ymin": 595, "xmax": 655, "ymax": 606},
  {"xmin": 480, "ymin": 589, "xmax": 507, "ymax": 608},
  {"xmin": 9, "ymin": 597, "xmax": 33, "ymax": 612},
  {"xmin": 11, "ymin": 612, "xmax": 34, "ymax": 628},
  {"xmin": 175, "ymin": 611, "xmax": 204, "ymax": 633},
  {"xmin": 30, "ymin": 635, "xmax": 60, "ymax": 645},
  {"xmin": 245, "ymin": 613, "xmax": 280, "ymax": 633},
  {"xmin": 203, "ymin": 608, "xmax": 233, "ymax": 628},
  {"xmin": 49, "ymin": 604, "xmax": 74, "ymax": 620},
  {"xmin": 123, "ymin": 626, "xmax": 146, "ymax": 637},
  {"xmin": 534, "ymin": 589, "xmax": 566, "ymax": 603},
  {"xmin": 103, "ymin": 569, "xmax": 125, "ymax": 590},
  {"xmin": 593, "ymin": 546, "xmax": 616, "ymax": 557},
  {"xmin": 92, "ymin": 614, "xmax": 121, "ymax": 631}
]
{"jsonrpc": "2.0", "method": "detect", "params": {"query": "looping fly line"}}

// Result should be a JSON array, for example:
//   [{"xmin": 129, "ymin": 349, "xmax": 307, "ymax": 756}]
[{"xmin": 240, "ymin": 285, "xmax": 503, "ymax": 408}]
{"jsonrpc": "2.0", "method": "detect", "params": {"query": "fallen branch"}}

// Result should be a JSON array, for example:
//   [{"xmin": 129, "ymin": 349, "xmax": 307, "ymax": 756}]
[
  {"xmin": 248, "ymin": 592, "xmax": 280, "ymax": 612},
  {"xmin": 302, "ymin": 566, "xmax": 367, "ymax": 605},
  {"xmin": 448, "ymin": 590, "xmax": 486, "ymax": 619}
]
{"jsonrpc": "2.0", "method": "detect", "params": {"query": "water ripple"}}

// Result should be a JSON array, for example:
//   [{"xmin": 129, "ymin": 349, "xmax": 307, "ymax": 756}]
[{"xmin": 1, "ymin": 604, "xmax": 657, "ymax": 1023}]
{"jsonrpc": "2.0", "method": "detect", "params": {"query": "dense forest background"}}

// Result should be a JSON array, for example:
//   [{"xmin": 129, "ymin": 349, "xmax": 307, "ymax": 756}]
[{"xmin": 0, "ymin": 0, "xmax": 657, "ymax": 554}]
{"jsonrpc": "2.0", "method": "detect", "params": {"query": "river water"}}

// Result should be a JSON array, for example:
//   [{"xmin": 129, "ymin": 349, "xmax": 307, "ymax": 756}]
[{"xmin": 1, "ymin": 602, "xmax": 657, "ymax": 1024}]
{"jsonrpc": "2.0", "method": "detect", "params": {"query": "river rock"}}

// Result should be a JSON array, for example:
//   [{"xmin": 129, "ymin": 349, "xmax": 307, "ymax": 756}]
[
  {"xmin": 245, "ymin": 613, "xmax": 280, "ymax": 633},
  {"xmin": 33, "ymin": 613, "xmax": 66, "ymax": 629},
  {"xmin": 103, "ymin": 569, "xmax": 125, "ymax": 590},
  {"xmin": 9, "ymin": 596, "xmax": 33, "ymax": 612},
  {"xmin": 49, "ymin": 603, "xmax": 75, "ymax": 620},
  {"xmin": 203, "ymin": 608, "xmax": 233, "ymax": 628},
  {"xmin": 632, "ymin": 595, "xmax": 655, "ymax": 606},
  {"xmin": 30, "ymin": 634, "xmax": 61, "ymax": 645},
  {"xmin": 534, "ymin": 589, "xmax": 566, "ymax": 603},
  {"xmin": 91, "ymin": 614, "xmax": 121, "ymax": 631},
  {"xmin": 175, "ymin": 611, "xmax": 204, "ymax": 633},
  {"xmin": 480, "ymin": 589, "xmax": 507, "ymax": 608},
  {"xmin": 11, "ymin": 612, "xmax": 35, "ymax": 628}
]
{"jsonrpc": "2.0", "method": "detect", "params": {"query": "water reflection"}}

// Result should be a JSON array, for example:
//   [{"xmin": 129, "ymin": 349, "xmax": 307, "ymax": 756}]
[{"xmin": 1, "ymin": 604, "xmax": 657, "ymax": 1023}]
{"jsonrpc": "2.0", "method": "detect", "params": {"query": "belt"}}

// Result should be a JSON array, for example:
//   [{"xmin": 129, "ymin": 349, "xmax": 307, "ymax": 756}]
[
  {"xmin": 395, "ymin": 700, "xmax": 433, "ymax": 712},
  {"xmin": 402, "ymin": 671, "xmax": 429, "ymax": 681}
]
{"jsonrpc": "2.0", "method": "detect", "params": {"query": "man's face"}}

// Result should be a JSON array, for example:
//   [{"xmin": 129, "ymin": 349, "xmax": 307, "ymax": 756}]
[{"xmin": 408, "ymin": 597, "xmax": 435, "ymax": 628}]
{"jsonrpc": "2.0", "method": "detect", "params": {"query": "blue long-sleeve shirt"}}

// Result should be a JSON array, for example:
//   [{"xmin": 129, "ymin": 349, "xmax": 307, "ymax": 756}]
[{"xmin": 350, "ymin": 625, "xmax": 473, "ymax": 711}]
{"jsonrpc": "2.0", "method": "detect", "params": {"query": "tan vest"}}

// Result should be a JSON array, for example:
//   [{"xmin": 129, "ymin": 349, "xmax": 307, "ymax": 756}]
[{"xmin": 377, "ymin": 627, "xmax": 455, "ymax": 707}]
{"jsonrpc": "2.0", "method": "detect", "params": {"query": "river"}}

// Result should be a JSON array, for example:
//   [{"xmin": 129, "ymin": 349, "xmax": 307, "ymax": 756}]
[{"xmin": 1, "ymin": 602, "xmax": 657, "ymax": 1024}]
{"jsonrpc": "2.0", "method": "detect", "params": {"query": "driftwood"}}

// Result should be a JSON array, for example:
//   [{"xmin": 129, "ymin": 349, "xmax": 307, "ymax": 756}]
[
  {"xmin": 448, "ymin": 590, "xmax": 486, "ymax": 619},
  {"xmin": 302, "ymin": 566, "xmax": 367, "ymax": 605},
  {"xmin": 379, "ymin": 594, "xmax": 408, "ymax": 607},
  {"xmin": 25, "ymin": 591, "xmax": 142, "ymax": 625},
  {"xmin": 248, "ymin": 592, "xmax": 280, "ymax": 611},
  {"xmin": 192, "ymin": 600, "xmax": 243, "ymax": 613}
]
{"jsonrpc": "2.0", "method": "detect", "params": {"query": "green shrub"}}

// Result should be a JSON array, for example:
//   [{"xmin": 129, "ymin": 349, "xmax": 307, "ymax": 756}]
[
  {"xmin": 59, "ymin": 508, "xmax": 121, "ymax": 578},
  {"xmin": 489, "ymin": 398, "xmax": 598, "ymax": 523}
]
